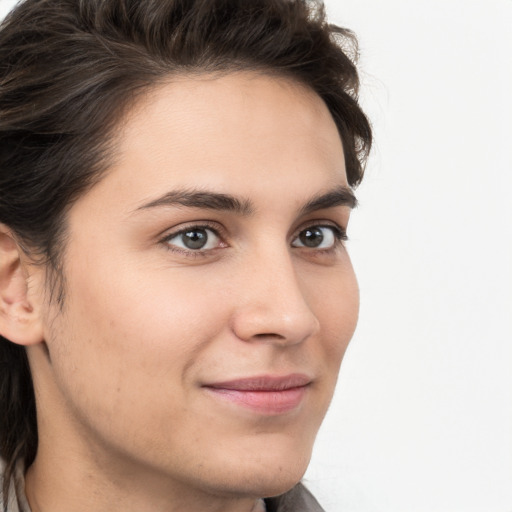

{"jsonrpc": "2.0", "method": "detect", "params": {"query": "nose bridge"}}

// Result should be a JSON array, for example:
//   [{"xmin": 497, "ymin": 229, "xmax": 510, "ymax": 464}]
[{"xmin": 231, "ymin": 242, "xmax": 320, "ymax": 345}]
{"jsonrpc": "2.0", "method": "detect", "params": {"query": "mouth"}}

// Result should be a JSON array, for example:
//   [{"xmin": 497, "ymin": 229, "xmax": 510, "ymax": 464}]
[{"xmin": 202, "ymin": 374, "xmax": 312, "ymax": 415}]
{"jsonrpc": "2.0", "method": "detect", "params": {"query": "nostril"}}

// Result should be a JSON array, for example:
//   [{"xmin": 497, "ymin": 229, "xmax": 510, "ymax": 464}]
[{"xmin": 252, "ymin": 333, "xmax": 286, "ymax": 340}]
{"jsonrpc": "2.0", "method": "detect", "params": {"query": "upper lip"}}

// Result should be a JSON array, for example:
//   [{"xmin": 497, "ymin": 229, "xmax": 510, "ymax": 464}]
[{"xmin": 204, "ymin": 373, "xmax": 312, "ymax": 391}]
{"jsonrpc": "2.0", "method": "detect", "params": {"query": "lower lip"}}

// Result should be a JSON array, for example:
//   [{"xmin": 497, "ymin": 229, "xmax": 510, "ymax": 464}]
[{"xmin": 205, "ymin": 386, "xmax": 308, "ymax": 415}]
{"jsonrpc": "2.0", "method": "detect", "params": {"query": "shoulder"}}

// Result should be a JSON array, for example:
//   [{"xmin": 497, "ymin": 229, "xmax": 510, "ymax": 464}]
[
  {"xmin": 0, "ymin": 458, "xmax": 31, "ymax": 512},
  {"xmin": 265, "ymin": 483, "xmax": 325, "ymax": 512}
]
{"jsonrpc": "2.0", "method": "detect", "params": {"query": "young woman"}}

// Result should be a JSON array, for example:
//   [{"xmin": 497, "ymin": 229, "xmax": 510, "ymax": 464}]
[{"xmin": 0, "ymin": 1, "xmax": 371, "ymax": 511}]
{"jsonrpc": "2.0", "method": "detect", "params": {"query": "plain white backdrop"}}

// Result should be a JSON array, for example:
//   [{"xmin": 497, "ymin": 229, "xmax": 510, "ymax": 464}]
[
  {"xmin": 1, "ymin": 0, "xmax": 511, "ymax": 511},
  {"xmin": 305, "ymin": 1, "xmax": 512, "ymax": 511}
]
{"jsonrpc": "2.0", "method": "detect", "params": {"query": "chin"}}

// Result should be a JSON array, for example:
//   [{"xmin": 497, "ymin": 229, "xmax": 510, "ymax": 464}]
[
  {"xmin": 251, "ymin": 465, "xmax": 309, "ymax": 498},
  {"xmin": 204, "ymin": 444, "xmax": 313, "ymax": 499}
]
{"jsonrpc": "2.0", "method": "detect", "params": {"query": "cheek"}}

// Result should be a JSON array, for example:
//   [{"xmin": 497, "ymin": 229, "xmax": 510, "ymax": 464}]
[
  {"xmin": 69, "ymin": 269, "xmax": 226, "ymax": 359},
  {"xmin": 309, "ymin": 260, "xmax": 359, "ymax": 368},
  {"xmin": 45, "ymin": 261, "xmax": 230, "ymax": 420}
]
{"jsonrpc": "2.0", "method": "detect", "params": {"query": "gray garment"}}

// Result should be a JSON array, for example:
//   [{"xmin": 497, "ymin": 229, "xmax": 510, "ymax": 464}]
[
  {"xmin": 1, "ymin": 459, "xmax": 324, "ymax": 512},
  {"xmin": 265, "ymin": 483, "xmax": 325, "ymax": 512}
]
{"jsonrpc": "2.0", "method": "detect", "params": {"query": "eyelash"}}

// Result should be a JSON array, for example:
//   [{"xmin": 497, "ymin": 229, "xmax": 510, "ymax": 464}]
[{"xmin": 159, "ymin": 221, "xmax": 348, "ymax": 258}]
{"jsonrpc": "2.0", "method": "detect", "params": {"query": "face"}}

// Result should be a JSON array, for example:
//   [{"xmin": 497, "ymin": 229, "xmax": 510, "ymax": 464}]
[{"xmin": 32, "ymin": 73, "xmax": 359, "ymax": 500}]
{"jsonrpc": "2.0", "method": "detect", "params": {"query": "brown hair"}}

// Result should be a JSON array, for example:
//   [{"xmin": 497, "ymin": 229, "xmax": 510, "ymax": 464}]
[{"xmin": 0, "ymin": 0, "xmax": 372, "ymax": 502}]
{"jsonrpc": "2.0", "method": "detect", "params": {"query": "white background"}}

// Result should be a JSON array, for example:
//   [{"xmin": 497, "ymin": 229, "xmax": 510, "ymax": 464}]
[
  {"xmin": 1, "ymin": 0, "xmax": 511, "ymax": 511},
  {"xmin": 306, "ymin": 1, "xmax": 512, "ymax": 511}
]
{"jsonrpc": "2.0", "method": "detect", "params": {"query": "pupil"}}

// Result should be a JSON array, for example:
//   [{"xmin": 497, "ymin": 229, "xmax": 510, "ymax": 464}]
[
  {"xmin": 182, "ymin": 229, "xmax": 207, "ymax": 249},
  {"xmin": 300, "ymin": 228, "xmax": 323, "ymax": 248}
]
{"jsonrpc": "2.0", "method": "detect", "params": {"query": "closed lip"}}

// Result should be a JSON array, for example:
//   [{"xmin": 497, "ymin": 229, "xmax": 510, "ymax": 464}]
[
  {"xmin": 203, "ymin": 373, "xmax": 312, "ymax": 391},
  {"xmin": 202, "ymin": 374, "xmax": 312, "ymax": 414}
]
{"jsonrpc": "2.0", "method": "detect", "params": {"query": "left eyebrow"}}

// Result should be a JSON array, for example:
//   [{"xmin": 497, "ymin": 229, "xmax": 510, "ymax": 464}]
[{"xmin": 299, "ymin": 186, "xmax": 358, "ymax": 214}]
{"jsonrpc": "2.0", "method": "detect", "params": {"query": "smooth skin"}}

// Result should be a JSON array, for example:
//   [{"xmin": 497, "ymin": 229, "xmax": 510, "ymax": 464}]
[{"xmin": 0, "ymin": 72, "xmax": 359, "ymax": 512}]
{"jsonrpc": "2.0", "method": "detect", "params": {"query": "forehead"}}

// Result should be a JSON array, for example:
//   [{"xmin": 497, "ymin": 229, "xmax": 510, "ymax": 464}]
[{"xmin": 77, "ymin": 72, "xmax": 347, "ymax": 215}]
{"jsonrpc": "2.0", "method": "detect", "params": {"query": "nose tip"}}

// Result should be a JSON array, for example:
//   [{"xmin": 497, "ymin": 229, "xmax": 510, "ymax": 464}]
[
  {"xmin": 230, "ymin": 271, "xmax": 320, "ymax": 346},
  {"xmin": 232, "ymin": 309, "xmax": 320, "ymax": 346}
]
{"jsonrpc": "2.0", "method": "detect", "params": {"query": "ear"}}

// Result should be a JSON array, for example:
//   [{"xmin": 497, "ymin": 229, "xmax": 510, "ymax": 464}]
[{"xmin": 0, "ymin": 224, "xmax": 44, "ymax": 346}]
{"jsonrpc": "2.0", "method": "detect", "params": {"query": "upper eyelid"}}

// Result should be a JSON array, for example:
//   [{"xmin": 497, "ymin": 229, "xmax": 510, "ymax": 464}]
[
  {"xmin": 292, "ymin": 220, "xmax": 347, "ymax": 238},
  {"xmin": 159, "ymin": 221, "xmax": 224, "ymax": 241}
]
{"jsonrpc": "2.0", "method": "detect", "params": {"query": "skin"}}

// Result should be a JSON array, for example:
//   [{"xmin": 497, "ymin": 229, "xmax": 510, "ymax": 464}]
[{"xmin": 0, "ymin": 72, "xmax": 359, "ymax": 512}]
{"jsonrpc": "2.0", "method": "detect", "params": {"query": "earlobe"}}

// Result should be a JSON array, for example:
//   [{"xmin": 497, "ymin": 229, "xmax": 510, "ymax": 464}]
[{"xmin": 0, "ymin": 225, "xmax": 44, "ymax": 346}]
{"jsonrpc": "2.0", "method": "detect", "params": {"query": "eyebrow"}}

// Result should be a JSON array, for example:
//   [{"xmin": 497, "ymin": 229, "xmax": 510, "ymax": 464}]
[
  {"xmin": 135, "ymin": 185, "xmax": 357, "ymax": 215},
  {"xmin": 136, "ymin": 189, "xmax": 254, "ymax": 215},
  {"xmin": 300, "ymin": 186, "xmax": 358, "ymax": 214}
]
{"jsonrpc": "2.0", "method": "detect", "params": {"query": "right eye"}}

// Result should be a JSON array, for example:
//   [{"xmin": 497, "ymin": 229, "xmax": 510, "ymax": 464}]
[{"xmin": 163, "ymin": 227, "xmax": 223, "ymax": 252}]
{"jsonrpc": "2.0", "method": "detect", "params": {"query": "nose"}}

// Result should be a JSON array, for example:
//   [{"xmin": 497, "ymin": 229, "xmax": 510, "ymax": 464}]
[{"xmin": 230, "ymin": 251, "xmax": 320, "ymax": 346}]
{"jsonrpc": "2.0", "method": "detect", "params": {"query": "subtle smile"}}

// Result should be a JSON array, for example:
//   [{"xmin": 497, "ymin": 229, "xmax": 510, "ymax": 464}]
[{"xmin": 203, "ymin": 374, "xmax": 312, "ymax": 415}]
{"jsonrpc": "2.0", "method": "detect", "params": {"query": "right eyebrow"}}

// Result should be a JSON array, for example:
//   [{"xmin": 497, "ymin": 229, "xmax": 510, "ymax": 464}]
[{"xmin": 134, "ymin": 189, "xmax": 254, "ymax": 215}]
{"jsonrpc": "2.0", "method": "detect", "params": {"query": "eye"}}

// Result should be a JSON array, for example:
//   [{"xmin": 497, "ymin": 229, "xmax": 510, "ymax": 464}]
[
  {"xmin": 291, "ymin": 225, "xmax": 344, "ymax": 249},
  {"xmin": 164, "ymin": 227, "xmax": 222, "ymax": 251}
]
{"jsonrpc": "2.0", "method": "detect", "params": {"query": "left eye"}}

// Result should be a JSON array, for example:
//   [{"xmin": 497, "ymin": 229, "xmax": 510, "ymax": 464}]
[
  {"xmin": 291, "ymin": 226, "xmax": 340, "ymax": 249},
  {"xmin": 165, "ymin": 227, "xmax": 221, "ymax": 251}
]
